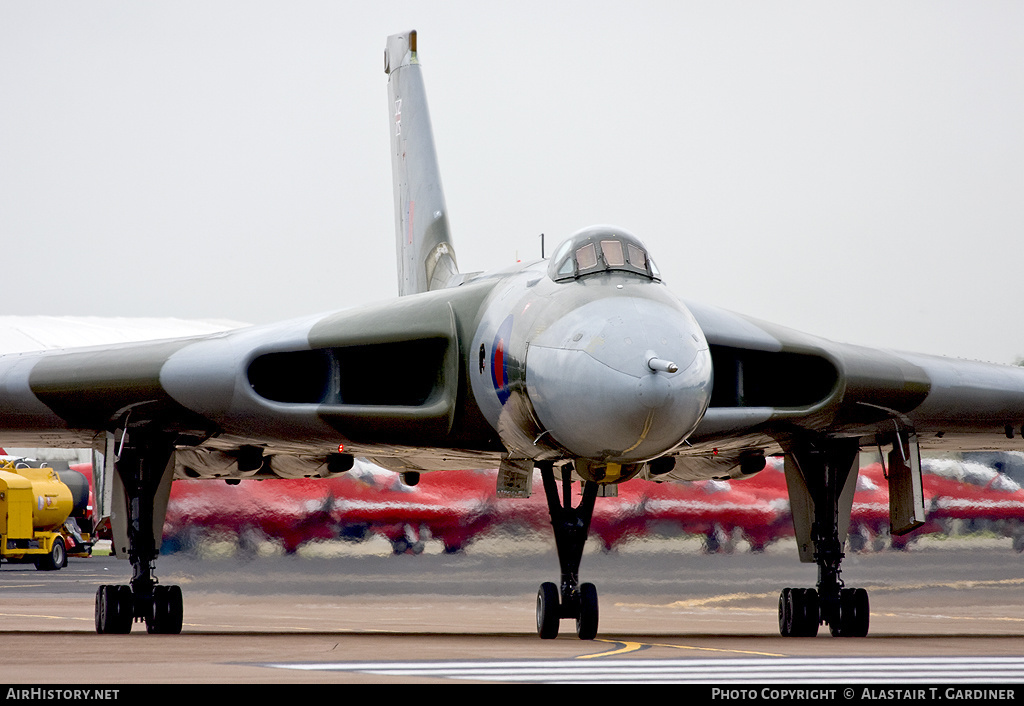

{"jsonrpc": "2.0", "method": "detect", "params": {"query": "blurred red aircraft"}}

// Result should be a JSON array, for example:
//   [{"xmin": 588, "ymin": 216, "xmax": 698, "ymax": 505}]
[
  {"xmin": 69, "ymin": 454, "xmax": 1024, "ymax": 558},
  {"xmin": 919, "ymin": 458, "xmax": 1024, "ymax": 550},
  {"xmin": 593, "ymin": 478, "xmax": 784, "ymax": 552},
  {"xmin": 155, "ymin": 465, "xmax": 786, "ymax": 555}
]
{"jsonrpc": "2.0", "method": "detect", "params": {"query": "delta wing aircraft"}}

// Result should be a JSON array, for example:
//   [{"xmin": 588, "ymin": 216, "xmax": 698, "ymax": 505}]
[{"xmin": 3, "ymin": 31, "xmax": 1024, "ymax": 639}]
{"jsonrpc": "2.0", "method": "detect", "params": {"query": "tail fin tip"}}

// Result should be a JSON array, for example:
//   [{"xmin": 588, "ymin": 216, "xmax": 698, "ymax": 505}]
[{"xmin": 384, "ymin": 30, "xmax": 417, "ymax": 75}]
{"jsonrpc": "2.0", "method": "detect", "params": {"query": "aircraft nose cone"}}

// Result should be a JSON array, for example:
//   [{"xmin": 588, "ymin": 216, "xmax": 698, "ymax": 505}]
[{"xmin": 525, "ymin": 296, "xmax": 712, "ymax": 463}]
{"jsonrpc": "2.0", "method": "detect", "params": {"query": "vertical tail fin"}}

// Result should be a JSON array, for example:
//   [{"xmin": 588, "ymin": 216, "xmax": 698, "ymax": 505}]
[{"xmin": 385, "ymin": 31, "xmax": 459, "ymax": 296}]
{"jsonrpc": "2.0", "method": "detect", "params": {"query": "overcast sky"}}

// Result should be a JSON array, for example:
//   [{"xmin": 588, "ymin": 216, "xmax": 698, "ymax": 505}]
[{"xmin": 2, "ymin": 2, "xmax": 1023, "ymax": 363}]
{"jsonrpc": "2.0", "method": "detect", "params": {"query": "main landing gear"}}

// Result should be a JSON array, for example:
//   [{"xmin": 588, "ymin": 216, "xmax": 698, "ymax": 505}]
[
  {"xmin": 535, "ymin": 462, "xmax": 600, "ymax": 640},
  {"xmin": 96, "ymin": 582, "xmax": 182, "ymax": 634},
  {"xmin": 95, "ymin": 435, "xmax": 184, "ymax": 634},
  {"xmin": 778, "ymin": 439, "xmax": 870, "ymax": 638}
]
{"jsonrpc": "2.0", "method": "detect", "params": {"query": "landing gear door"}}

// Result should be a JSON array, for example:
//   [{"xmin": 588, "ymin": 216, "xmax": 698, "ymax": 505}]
[
  {"xmin": 784, "ymin": 450, "xmax": 858, "ymax": 563},
  {"xmin": 497, "ymin": 457, "xmax": 533, "ymax": 498},
  {"xmin": 784, "ymin": 455, "xmax": 815, "ymax": 563},
  {"xmin": 93, "ymin": 434, "xmax": 127, "ymax": 558},
  {"xmin": 101, "ymin": 432, "xmax": 130, "ymax": 560},
  {"xmin": 93, "ymin": 441, "xmax": 111, "ymax": 525},
  {"xmin": 887, "ymin": 433, "xmax": 926, "ymax": 535}
]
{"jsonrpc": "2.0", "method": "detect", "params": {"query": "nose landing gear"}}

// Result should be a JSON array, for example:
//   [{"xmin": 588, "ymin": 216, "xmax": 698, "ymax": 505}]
[{"xmin": 534, "ymin": 462, "xmax": 600, "ymax": 639}]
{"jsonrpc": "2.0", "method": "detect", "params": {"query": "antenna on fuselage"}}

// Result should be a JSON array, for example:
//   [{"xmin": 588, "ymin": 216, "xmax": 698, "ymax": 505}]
[{"xmin": 540, "ymin": 233, "xmax": 545, "ymax": 259}]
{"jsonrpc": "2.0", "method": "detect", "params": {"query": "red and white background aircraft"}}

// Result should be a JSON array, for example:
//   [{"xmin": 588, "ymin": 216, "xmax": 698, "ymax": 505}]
[{"xmin": 43, "ymin": 452, "xmax": 1024, "ymax": 560}]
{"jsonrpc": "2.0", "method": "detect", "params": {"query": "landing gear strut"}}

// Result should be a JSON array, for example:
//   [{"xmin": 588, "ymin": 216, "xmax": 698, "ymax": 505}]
[
  {"xmin": 95, "ymin": 435, "xmax": 184, "ymax": 634},
  {"xmin": 778, "ymin": 438, "xmax": 870, "ymax": 638},
  {"xmin": 535, "ymin": 462, "xmax": 599, "ymax": 640}
]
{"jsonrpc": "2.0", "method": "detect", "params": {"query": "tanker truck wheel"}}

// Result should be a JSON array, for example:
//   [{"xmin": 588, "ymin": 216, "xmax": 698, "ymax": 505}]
[{"xmin": 35, "ymin": 536, "xmax": 66, "ymax": 571}]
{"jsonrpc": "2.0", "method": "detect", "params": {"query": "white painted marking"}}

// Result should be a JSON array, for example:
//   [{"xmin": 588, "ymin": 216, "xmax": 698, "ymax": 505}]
[{"xmin": 259, "ymin": 656, "xmax": 1024, "ymax": 684}]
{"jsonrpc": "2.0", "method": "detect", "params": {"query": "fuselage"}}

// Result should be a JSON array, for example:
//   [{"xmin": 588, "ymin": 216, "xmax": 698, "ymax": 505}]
[{"xmin": 468, "ymin": 227, "xmax": 713, "ymax": 482}]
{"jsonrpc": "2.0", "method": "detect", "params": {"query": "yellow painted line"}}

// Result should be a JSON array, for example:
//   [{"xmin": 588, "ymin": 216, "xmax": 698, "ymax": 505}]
[
  {"xmin": 0, "ymin": 584, "xmax": 50, "ymax": 590},
  {"xmin": 644, "ymin": 642, "xmax": 786, "ymax": 657},
  {"xmin": 874, "ymin": 611, "xmax": 1024, "ymax": 623},
  {"xmin": 580, "ymin": 638, "xmax": 785, "ymax": 658},
  {"xmin": 871, "ymin": 577, "xmax": 1024, "ymax": 592},
  {"xmin": 615, "ymin": 591, "xmax": 774, "ymax": 610},
  {"xmin": 617, "ymin": 577, "xmax": 1024, "ymax": 612},
  {"xmin": 0, "ymin": 612, "xmax": 91, "ymax": 622},
  {"xmin": 578, "ymin": 640, "xmax": 647, "ymax": 657},
  {"xmin": 621, "ymin": 411, "xmax": 655, "ymax": 455}
]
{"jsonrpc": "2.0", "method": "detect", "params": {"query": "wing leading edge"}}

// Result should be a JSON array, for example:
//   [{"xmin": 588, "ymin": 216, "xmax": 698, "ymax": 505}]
[{"xmin": 662, "ymin": 299, "xmax": 1024, "ymax": 483}]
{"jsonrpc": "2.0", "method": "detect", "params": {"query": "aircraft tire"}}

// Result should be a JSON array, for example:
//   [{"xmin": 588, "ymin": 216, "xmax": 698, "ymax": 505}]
[
  {"xmin": 778, "ymin": 586, "xmax": 786, "ymax": 635},
  {"xmin": 796, "ymin": 588, "xmax": 819, "ymax": 637},
  {"xmin": 147, "ymin": 585, "xmax": 184, "ymax": 634},
  {"xmin": 114, "ymin": 585, "xmax": 134, "ymax": 633},
  {"xmin": 778, "ymin": 588, "xmax": 794, "ymax": 636},
  {"xmin": 831, "ymin": 587, "xmax": 869, "ymax": 638},
  {"xmin": 781, "ymin": 588, "xmax": 819, "ymax": 637},
  {"xmin": 95, "ymin": 585, "xmax": 114, "ymax": 634},
  {"xmin": 575, "ymin": 583, "xmax": 599, "ymax": 640},
  {"xmin": 96, "ymin": 585, "xmax": 134, "ymax": 634},
  {"xmin": 851, "ymin": 588, "xmax": 870, "ymax": 636},
  {"xmin": 536, "ymin": 582, "xmax": 560, "ymax": 639}
]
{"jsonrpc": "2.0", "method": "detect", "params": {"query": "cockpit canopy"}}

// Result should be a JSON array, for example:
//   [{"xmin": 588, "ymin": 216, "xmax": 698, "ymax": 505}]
[{"xmin": 548, "ymin": 227, "xmax": 661, "ymax": 282}]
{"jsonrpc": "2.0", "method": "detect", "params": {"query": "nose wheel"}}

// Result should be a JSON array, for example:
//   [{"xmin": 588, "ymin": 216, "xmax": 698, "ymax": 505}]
[
  {"xmin": 535, "ymin": 462, "xmax": 600, "ymax": 640},
  {"xmin": 536, "ymin": 580, "xmax": 599, "ymax": 640},
  {"xmin": 576, "ymin": 582, "xmax": 599, "ymax": 640},
  {"xmin": 536, "ymin": 582, "xmax": 560, "ymax": 638}
]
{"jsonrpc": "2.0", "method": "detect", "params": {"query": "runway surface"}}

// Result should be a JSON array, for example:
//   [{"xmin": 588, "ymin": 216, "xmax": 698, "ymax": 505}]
[{"xmin": 2, "ymin": 534, "xmax": 1023, "ymax": 685}]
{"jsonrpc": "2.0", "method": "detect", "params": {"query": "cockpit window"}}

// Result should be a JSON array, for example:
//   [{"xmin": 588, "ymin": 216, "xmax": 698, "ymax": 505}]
[
  {"xmin": 548, "ymin": 228, "xmax": 660, "ymax": 282},
  {"xmin": 601, "ymin": 240, "xmax": 625, "ymax": 267},
  {"xmin": 576, "ymin": 243, "xmax": 598, "ymax": 269},
  {"xmin": 627, "ymin": 243, "xmax": 645, "ymax": 269}
]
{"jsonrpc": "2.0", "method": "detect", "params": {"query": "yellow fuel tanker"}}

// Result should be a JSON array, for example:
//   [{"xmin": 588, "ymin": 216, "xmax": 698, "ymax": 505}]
[{"xmin": 0, "ymin": 461, "xmax": 74, "ymax": 570}]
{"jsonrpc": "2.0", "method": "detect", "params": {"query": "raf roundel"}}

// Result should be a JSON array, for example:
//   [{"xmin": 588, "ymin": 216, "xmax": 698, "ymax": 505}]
[{"xmin": 491, "ymin": 315, "xmax": 513, "ymax": 405}]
